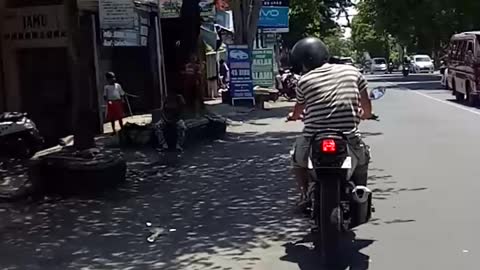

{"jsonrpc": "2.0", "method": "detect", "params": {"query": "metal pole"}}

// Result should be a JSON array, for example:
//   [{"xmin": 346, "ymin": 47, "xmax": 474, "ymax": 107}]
[
  {"xmin": 154, "ymin": 16, "xmax": 165, "ymax": 109},
  {"xmin": 156, "ymin": 15, "xmax": 168, "ymax": 104}
]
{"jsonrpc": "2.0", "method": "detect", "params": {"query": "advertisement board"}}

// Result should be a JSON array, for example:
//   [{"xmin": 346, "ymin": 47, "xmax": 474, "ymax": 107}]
[
  {"xmin": 252, "ymin": 49, "xmax": 274, "ymax": 87},
  {"xmin": 227, "ymin": 45, "xmax": 254, "ymax": 105},
  {"xmin": 258, "ymin": 0, "xmax": 289, "ymax": 33}
]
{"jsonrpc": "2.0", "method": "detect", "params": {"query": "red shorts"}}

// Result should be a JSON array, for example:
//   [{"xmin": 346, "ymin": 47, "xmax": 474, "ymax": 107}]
[{"xmin": 106, "ymin": 100, "xmax": 124, "ymax": 122}]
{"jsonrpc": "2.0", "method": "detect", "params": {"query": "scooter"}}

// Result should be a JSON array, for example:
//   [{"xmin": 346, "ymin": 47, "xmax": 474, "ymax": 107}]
[
  {"xmin": 289, "ymin": 87, "xmax": 386, "ymax": 263},
  {"xmin": 0, "ymin": 112, "xmax": 44, "ymax": 158}
]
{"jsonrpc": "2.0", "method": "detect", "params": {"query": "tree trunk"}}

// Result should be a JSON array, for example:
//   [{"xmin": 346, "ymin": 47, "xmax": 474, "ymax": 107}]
[
  {"xmin": 232, "ymin": 0, "xmax": 262, "ymax": 48},
  {"xmin": 65, "ymin": 1, "xmax": 95, "ymax": 150},
  {"xmin": 173, "ymin": 0, "xmax": 204, "ymax": 116}
]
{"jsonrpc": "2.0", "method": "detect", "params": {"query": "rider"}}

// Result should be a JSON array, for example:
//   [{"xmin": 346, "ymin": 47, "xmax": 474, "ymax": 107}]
[{"xmin": 287, "ymin": 37, "xmax": 373, "ymax": 209}]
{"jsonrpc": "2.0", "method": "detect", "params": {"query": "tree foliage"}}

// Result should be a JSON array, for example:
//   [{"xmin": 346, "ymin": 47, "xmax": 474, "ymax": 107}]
[
  {"xmin": 362, "ymin": 0, "xmax": 480, "ymax": 58},
  {"xmin": 323, "ymin": 28, "xmax": 353, "ymax": 57},
  {"xmin": 350, "ymin": 0, "xmax": 389, "ymax": 59},
  {"xmin": 285, "ymin": 0, "xmax": 355, "ymax": 48}
]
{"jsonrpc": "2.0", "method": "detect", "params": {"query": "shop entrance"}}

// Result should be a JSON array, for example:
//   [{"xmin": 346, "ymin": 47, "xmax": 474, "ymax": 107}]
[{"xmin": 17, "ymin": 48, "xmax": 71, "ymax": 145}]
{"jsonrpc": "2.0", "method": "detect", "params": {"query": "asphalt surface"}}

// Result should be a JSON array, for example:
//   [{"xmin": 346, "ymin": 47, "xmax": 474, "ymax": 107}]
[{"xmin": 0, "ymin": 73, "xmax": 477, "ymax": 269}]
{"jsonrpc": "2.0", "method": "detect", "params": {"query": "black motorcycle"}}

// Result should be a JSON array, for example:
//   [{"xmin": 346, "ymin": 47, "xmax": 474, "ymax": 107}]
[
  {"xmin": 0, "ymin": 112, "xmax": 44, "ymax": 158},
  {"xmin": 402, "ymin": 64, "xmax": 410, "ymax": 77},
  {"xmin": 277, "ymin": 69, "xmax": 299, "ymax": 100},
  {"xmin": 301, "ymin": 87, "xmax": 386, "ymax": 262}
]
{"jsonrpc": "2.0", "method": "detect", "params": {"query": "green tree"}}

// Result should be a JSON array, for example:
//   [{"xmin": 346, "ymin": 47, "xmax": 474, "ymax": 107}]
[
  {"xmin": 285, "ymin": 0, "xmax": 355, "ymax": 47},
  {"xmin": 366, "ymin": 0, "xmax": 480, "ymax": 58},
  {"xmin": 351, "ymin": 0, "xmax": 389, "ymax": 59},
  {"xmin": 323, "ymin": 28, "xmax": 353, "ymax": 57}
]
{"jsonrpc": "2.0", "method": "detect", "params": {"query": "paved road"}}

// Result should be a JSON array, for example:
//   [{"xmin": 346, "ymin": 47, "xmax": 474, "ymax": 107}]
[{"xmin": 1, "ymin": 73, "xmax": 478, "ymax": 269}]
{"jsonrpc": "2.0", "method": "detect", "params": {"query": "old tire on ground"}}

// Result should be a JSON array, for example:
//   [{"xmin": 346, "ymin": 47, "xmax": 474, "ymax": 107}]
[{"xmin": 40, "ymin": 148, "xmax": 126, "ymax": 195}]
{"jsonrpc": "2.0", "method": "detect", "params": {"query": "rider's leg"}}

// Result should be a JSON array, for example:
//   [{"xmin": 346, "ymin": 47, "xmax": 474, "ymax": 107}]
[
  {"xmin": 291, "ymin": 136, "xmax": 310, "ymax": 201},
  {"xmin": 349, "ymin": 137, "xmax": 370, "ymax": 186}
]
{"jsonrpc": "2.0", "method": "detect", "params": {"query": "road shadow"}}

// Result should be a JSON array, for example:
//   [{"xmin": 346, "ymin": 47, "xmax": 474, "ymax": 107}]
[
  {"xmin": 0, "ymin": 131, "xmax": 306, "ymax": 270},
  {"xmin": 280, "ymin": 232, "xmax": 373, "ymax": 270}
]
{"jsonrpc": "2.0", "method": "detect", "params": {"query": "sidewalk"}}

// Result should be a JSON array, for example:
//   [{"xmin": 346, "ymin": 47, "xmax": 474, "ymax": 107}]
[
  {"xmin": 0, "ymin": 101, "xmax": 306, "ymax": 270},
  {"xmin": 0, "ymin": 99, "xmax": 292, "ymax": 202}
]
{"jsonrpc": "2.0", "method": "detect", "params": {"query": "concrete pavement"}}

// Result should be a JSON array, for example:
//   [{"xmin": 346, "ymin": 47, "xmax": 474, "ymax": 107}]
[{"xmin": 1, "ymin": 73, "xmax": 479, "ymax": 269}]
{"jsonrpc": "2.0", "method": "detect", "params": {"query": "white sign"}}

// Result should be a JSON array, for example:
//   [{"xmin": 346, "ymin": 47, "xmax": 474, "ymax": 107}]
[
  {"xmin": 2, "ymin": 5, "xmax": 67, "ymax": 48},
  {"xmin": 99, "ymin": 0, "xmax": 135, "ymax": 29}
]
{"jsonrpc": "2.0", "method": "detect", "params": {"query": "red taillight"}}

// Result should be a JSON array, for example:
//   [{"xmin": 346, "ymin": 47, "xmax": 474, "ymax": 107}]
[{"xmin": 322, "ymin": 139, "xmax": 336, "ymax": 153}]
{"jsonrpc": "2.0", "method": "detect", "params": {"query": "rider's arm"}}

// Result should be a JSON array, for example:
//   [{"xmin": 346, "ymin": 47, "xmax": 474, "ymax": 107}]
[
  {"xmin": 358, "ymin": 75, "xmax": 373, "ymax": 120},
  {"xmin": 290, "ymin": 79, "xmax": 306, "ymax": 120}
]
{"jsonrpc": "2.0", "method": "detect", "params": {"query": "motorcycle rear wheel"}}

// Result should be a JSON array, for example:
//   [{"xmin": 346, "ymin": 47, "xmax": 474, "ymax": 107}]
[{"xmin": 314, "ymin": 178, "xmax": 342, "ymax": 264}]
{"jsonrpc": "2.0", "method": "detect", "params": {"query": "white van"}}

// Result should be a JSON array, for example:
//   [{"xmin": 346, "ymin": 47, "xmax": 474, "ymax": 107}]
[{"xmin": 446, "ymin": 31, "xmax": 480, "ymax": 105}]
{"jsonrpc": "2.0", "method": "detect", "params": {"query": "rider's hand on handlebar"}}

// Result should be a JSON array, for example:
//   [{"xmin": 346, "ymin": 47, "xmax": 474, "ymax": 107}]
[{"xmin": 286, "ymin": 112, "xmax": 304, "ymax": 122}]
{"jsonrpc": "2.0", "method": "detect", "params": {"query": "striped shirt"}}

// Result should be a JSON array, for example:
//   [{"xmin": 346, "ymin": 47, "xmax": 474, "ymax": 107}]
[{"xmin": 296, "ymin": 64, "xmax": 368, "ymax": 137}]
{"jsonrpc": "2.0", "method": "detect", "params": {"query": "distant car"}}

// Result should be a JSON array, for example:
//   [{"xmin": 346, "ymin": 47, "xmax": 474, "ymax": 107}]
[
  {"xmin": 365, "ymin": 58, "xmax": 388, "ymax": 74},
  {"xmin": 411, "ymin": 54, "xmax": 434, "ymax": 73},
  {"xmin": 230, "ymin": 50, "xmax": 249, "ymax": 60}
]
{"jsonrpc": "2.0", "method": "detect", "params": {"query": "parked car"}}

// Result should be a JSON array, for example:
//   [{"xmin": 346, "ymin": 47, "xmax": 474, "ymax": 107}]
[
  {"xmin": 410, "ymin": 54, "xmax": 435, "ymax": 73},
  {"xmin": 365, "ymin": 58, "xmax": 388, "ymax": 74},
  {"xmin": 446, "ymin": 31, "xmax": 480, "ymax": 106}
]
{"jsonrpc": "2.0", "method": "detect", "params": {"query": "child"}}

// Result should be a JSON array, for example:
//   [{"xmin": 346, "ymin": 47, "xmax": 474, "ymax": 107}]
[
  {"xmin": 153, "ymin": 94, "xmax": 186, "ymax": 151},
  {"xmin": 104, "ymin": 72, "xmax": 125, "ymax": 133}
]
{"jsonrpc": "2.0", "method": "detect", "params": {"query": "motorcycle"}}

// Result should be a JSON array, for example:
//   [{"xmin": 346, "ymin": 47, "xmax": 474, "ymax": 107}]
[
  {"xmin": 0, "ymin": 112, "xmax": 44, "ymax": 158},
  {"xmin": 289, "ymin": 87, "xmax": 386, "ymax": 263},
  {"xmin": 388, "ymin": 62, "xmax": 394, "ymax": 74},
  {"xmin": 278, "ymin": 69, "xmax": 300, "ymax": 100},
  {"xmin": 402, "ymin": 65, "xmax": 410, "ymax": 77}
]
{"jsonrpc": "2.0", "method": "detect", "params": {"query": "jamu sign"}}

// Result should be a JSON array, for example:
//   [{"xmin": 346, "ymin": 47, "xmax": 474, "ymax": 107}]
[{"xmin": 3, "ymin": 5, "xmax": 67, "ymax": 47}]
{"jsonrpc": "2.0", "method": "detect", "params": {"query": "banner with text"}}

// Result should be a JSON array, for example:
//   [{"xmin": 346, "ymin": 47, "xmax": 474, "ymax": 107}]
[
  {"xmin": 99, "ymin": 0, "xmax": 135, "ymax": 29},
  {"xmin": 227, "ymin": 45, "xmax": 254, "ymax": 99},
  {"xmin": 258, "ymin": 0, "xmax": 289, "ymax": 33},
  {"xmin": 252, "ymin": 49, "xmax": 274, "ymax": 87}
]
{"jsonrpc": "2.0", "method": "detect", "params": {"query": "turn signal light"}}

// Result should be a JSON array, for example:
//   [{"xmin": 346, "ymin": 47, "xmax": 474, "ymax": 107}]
[{"xmin": 322, "ymin": 139, "xmax": 336, "ymax": 153}]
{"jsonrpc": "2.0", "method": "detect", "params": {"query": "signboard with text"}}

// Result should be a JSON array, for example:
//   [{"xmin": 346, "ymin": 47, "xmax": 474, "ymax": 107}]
[
  {"xmin": 159, "ymin": 0, "xmax": 183, "ymax": 18},
  {"xmin": 99, "ymin": 0, "xmax": 135, "ymax": 29},
  {"xmin": 227, "ymin": 45, "xmax": 254, "ymax": 103},
  {"xmin": 2, "ymin": 5, "xmax": 67, "ymax": 48},
  {"xmin": 252, "ymin": 49, "xmax": 274, "ymax": 87},
  {"xmin": 258, "ymin": 0, "xmax": 289, "ymax": 33}
]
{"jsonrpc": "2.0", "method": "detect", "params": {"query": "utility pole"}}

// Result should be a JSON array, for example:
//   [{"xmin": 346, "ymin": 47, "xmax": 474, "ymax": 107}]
[{"xmin": 64, "ymin": 0, "xmax": 96, "ymax": 150}]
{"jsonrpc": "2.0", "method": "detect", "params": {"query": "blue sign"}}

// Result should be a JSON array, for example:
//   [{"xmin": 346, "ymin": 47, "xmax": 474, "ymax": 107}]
[
  {"xmin": 227, "ymin": 45, "xmax": 254, "ymax": 99},
  {"xmin": 258, "ymin": 6, "xmax": 289, "ymax": 32}
]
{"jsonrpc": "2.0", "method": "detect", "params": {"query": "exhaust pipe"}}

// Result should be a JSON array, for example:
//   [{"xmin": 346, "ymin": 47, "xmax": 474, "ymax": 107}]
[{"xmin": 352, "ymin": 186, "xmax": 372, "ymax": 204}]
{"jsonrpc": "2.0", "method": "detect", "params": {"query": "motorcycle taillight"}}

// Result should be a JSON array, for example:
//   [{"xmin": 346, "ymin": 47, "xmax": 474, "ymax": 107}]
[{"xmin": 322, "ymin": 139, "xmax": 336, "ymax": 153}]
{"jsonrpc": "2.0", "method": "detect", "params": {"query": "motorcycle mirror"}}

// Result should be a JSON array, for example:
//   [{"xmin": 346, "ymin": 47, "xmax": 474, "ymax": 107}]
[{"xmin": 369, "ymin": 87, "xmax": 386, "ymax": 100}]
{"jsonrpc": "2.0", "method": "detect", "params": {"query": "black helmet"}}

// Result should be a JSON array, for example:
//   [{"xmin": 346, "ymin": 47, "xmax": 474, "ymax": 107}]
[{"xmin": 290, "ymin": 37, "xmax": 330, "ymax": 74}]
